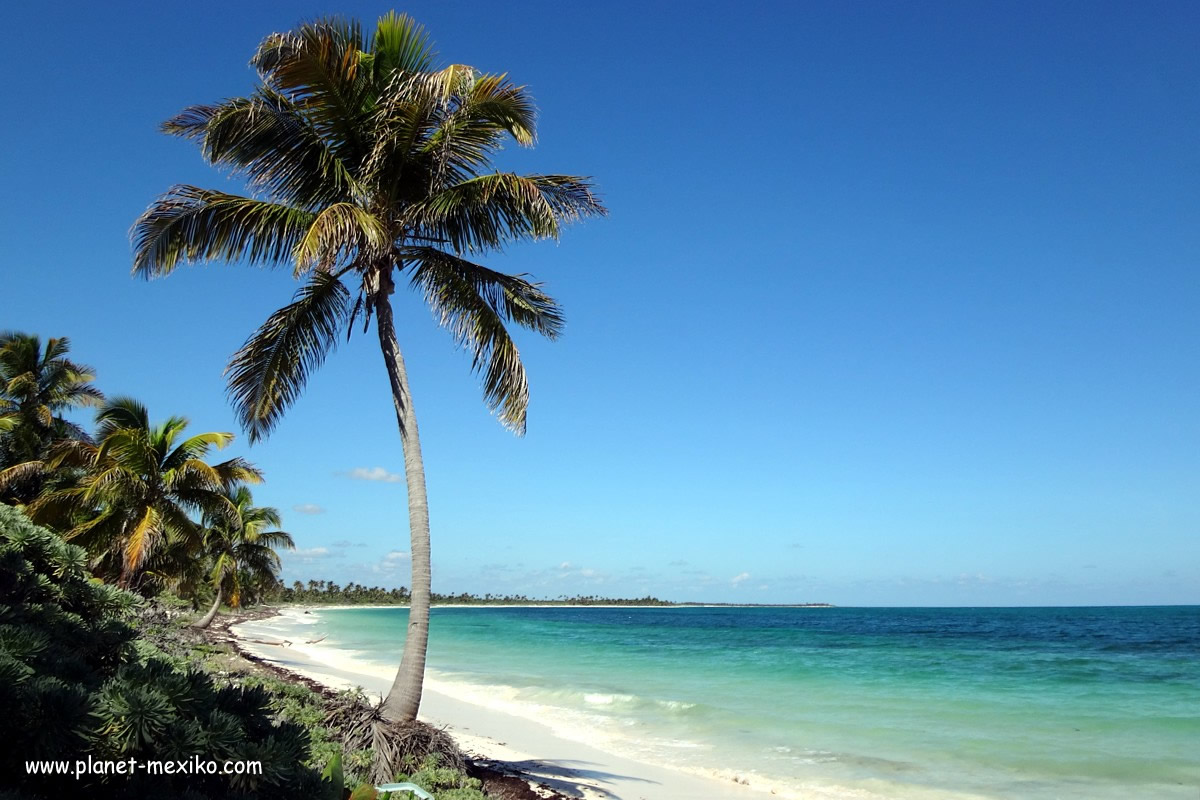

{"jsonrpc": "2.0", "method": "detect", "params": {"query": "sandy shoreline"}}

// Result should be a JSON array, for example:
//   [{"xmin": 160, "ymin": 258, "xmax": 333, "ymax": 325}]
[{"xmin": 228, "ymin": 609, "xmax": 781, "ymax": 800}]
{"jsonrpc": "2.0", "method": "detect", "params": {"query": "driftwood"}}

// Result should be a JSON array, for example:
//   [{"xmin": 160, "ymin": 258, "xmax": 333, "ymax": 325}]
[
  {"xmin": 305, "ymin": 634, "xmax": 329, "ymax": 645},
  {"xmin": 244, "ymin": 638, "xmax": 293, "ymax": 647}
]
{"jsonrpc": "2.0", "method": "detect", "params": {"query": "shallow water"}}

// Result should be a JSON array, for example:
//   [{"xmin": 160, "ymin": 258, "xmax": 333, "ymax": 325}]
[{"xmin": 274, "ymin": 606, "xmax": 1200, "ymax": 798}]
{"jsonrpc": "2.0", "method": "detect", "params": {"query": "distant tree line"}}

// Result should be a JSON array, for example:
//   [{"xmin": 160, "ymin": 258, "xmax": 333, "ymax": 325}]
[{"xmin": 274, "ymin": 580, "xmax": 673, "ymax": 606}]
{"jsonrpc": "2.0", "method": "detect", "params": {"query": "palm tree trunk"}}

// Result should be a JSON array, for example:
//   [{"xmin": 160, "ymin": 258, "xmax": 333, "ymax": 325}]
[
  {"xmin": 194, "ymin": 586, "xmax": 223, "ymax": 629},
  {"xmin": 373, "ymin": 279, "xmax": 433, "ymax": 723}
]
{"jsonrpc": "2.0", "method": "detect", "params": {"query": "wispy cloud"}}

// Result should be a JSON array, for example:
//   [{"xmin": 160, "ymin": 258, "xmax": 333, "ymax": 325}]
[
  {"xmin": 292, "ymin": 503, "xmax": 325, "ymax": 515},
  {"xmin": 668, "ymin": 559, "xmax": 689, "ymax": 567},
  {"xmin": 370, "ymin": 550, "xmax": 411, "ymax": 575},
  {"xmin": 332, "ymin": 540, "xmax": 366, "ymax": 549},
  {"xmin": 344, "ymin": 467, "xmax": 403, "ymax": 483},
  {"xmin": 285, "ymin": 547, "xmax": 342, "ymax": 564},
  {"xmin": 731, "ymin": 571, "xmax": 751, "ymax": 586},
  {"xmin": 559, "ymin": 561, "xmax": 572, "ymax": 570}
]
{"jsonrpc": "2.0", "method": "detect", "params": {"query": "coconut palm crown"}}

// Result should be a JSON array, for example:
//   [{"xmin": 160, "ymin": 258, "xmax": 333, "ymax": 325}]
[
  {"xmin": 0, "ymin": 332, "xmax": 104, "ymax": 503},
  {"xmin": 192, "ymin": 485, "xmax": 294, "ymax": 629},
  {"xmin": 29, "ymin": 398, "xmax": 262, "ymax": 585},
  {"xmin": 130, "ymin": 13, "xmax": 604, "ymax": 721}
]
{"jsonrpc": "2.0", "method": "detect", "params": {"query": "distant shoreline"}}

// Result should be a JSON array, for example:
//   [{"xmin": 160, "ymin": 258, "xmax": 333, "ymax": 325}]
[{"xmin": 277, "ymin": 601, "xmax": 836, "ymax": 609}]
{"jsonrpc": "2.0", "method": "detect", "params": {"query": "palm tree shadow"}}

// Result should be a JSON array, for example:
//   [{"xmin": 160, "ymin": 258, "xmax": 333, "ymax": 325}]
[{"xmin": 480, "ymin": 758, "xmax": 659, "ymax": 799}]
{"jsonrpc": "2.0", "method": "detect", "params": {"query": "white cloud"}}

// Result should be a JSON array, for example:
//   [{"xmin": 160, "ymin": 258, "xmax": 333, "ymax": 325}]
[
  {"xmin": 292, "ymin": 503, "xmax": 325, "ymax": 515},
  {"xmin": 559, "ymin": 561, "xmax": 572, "ymax": 570},
  {"xmin": 580, "ymin": 568, "xmax": 596, "ymax": 577},
  {"xmin": 345, "ymin": 467, "xmax": 403, "ymax": 483},
  {"xmin": 371, "ymin": 550, "xmax": 411, "ymax": 575},
  {"xmin": 286, "ymin": 547, "xmax": 342, "ymax": 564},
  {"xmin": 731, "ymin": 571, "xmax": 751, "ymax": 586}
]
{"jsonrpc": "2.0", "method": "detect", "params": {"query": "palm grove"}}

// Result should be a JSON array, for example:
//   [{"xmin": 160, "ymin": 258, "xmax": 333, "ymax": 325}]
[{"xmin": 0, "ymin": 332, "xmax": 293, "ymax": 624}]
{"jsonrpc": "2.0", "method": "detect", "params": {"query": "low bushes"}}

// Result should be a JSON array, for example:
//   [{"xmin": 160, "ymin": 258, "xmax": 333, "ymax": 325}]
[{"xmin": 0, "ymin": 505, "xmax": 323, "ymax": 798}]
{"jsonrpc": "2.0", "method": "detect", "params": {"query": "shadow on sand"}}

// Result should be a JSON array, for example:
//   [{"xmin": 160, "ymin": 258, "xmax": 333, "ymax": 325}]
[{"xmin": 481, "ymin": 758, "xmax": 659, "ymax": 800}]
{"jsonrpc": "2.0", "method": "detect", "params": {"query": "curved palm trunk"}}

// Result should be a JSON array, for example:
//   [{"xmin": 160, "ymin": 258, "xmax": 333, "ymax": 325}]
[
  {"xmin": 194, "ymin": 585, "xmax": 223, "ymax": 629},
  {"xmin": 374, "ymin": 283, "xmax": 433, "ymax": 723}
]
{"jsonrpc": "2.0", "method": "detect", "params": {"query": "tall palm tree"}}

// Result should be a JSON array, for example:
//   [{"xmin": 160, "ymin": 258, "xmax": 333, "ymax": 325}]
[
  {"xmin": 0, "ymin": 332, "xmax": 104, "ymax": 504},
  {"xmin": 131, "ymin": 13, "xmax": 604, "ymax": 721},
  {"xmin": 29, "ymin": 397, "xmax": 261, "ymax": 585},
  {"xmin": 193, "ymin": 485, "xmax": 294, "ymax": 628}
]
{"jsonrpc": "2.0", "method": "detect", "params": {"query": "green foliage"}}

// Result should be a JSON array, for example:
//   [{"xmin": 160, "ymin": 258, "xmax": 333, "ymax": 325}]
[
  {"xmin": 321, "ymin": 750, "xmax": 345, "ymax": 798},
  {"xmin": 276, "ymin": 580, "xmax": 673, "ymax": 606},
  {"xmin": 132, "ymin": 12, "xmax": 606, "ymax": 441},
  {"xmin": 0, "ymin": 332, "xmax": 103, "ymax": 504},
  {"xmin": 0, "ymin": 505, "xmax": 323, "ymax": 798},
  {"xmin": 28, "ymin": 397, "xmax": 263, "ymax": 585},
  {"xmin": 392, "ymin": 756, "xmax": 486, "ymax": 800},
  {"xmin": 197, "ymin": 485, "xmax": 294, "ymax": 620}
]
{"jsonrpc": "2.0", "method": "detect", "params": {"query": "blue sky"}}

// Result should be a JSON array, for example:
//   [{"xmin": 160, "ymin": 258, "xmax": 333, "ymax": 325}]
[{"xmin": 2, "ymin": 1, "xmax": 1196, "ymax": 605}]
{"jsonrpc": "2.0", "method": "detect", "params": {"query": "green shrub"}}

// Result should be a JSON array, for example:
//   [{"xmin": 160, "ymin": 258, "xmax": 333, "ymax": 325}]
[
  {"xmin": 0, "ymin": 505, "xmax": 324, "ymax": 798},
  {"xmin": 392, "ymin": 756, "xmax": 487, "ymax": 800}
]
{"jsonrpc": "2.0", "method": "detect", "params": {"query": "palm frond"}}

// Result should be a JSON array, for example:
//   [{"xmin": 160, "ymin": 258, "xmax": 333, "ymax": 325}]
[
  {"xmin": 163, "ymin": 90, "xmax": 362, "ymax": 209},
  {"xmin": 94, "ymin": 428, "xmax": 159, "ymax": 480},
  {"xmin": 252, "ymin": 18, "xmax": 371, "ymax": 165},
  {"xmin": 124, "ymin": 505, "xmax": 162, "ymax": 573},
  {"xmin": 252, "ymin": 529, "xmax": 295, "ymax": 550},
  {"xmin": 95, "ymin": 397, "xmax": 150, "ymax": 437},
  {"xmin": 424, "ymin": 73, "xmax": 537, "ymax": 170},
  {"xmin": 405, "ymin": 246, "xmax": 564, "ymax": 338},
  {"xmin": 210, "ymin": 457, "xmax": 265, "ymax": 487},
  {"xmin": 44, "ymin": 438, "xmax": 98, "ymax": 470},
  {"xmin": 294, "ymin": 203, "xmax": 389, "ymax": 273},
  {"xmin": 225, "ymin": 272, "xmax": 352, "ymax": 442},
  {"xmin": 407, "ymin": 248, "xmax": 551, "ymax": 433},
  {"xmin": 0, "ymin": 460, "xmax": 46, "ymax": 492},
  {"xmin": 365, "ymin": 64, "xmax": 480, "ymax": 191},
  {"xmin": 407, "ymin": 173, "xmax": 605, "ymax": 253},
  {"xmin": 161, "ymin": 431, "xmax": 234, "ymax": 472},
  {"xmin": 368, "ymin": 11, "xmax": 435, "ymax": 79},
  {"xmin": 132, "ymin": 186, "xmax": 315, "ymax": 277}
]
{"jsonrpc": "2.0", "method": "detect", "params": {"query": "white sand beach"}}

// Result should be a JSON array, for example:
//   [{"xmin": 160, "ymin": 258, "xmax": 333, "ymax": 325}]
[{"xmin": 229, "ymin": 611, "xmax": 790, "ymax": 800}]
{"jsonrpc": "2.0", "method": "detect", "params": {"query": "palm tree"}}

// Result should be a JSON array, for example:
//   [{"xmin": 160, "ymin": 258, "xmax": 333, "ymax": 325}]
[
  {"xmin": 0, "ymin": 332, "xmax": 104, "ymax": 504},
  {"xmin": 29, "ymin": 397, "xmax": 261, "ymax": 586},
  {"xmin": 194, "ymin": 485, "xmax": 294, "ymax": 628},
  {"xmin": 131, "ymin": 13, "xmax": 604, "ymax": 721}
]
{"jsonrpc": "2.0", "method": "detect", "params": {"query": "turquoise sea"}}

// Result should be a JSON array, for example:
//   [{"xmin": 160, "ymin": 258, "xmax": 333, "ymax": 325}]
[{"xmin": 288, "ymin": 606, "xmax": 1200, "ymax": 799}]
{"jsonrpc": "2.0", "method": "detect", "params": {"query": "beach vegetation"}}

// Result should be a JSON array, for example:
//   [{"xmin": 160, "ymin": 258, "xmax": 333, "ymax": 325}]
[
  {"xmin": 0, "ymin": 503, "xmax": 323, "ymax": 799},
  {"xmin": 190, "ymin": 486, "xmax": 295, "ymax": 629},
  {"xmin": 130, "ymin": 10, "xmax": 605, "ymax": 724},
  {"xmin": 275, "ymin": 582, "xmax": 675, "ymax": 606},
  {"xmin": 0, "ymin": 332, "xmax": 294, "ymax": 619},
  {"xmin": 0, "ymin": 332, "xmax": 104, "ymax": 505},
  {"xmin": 0, "ymin": 333, "xmax": 558, "ymax": 797},
  {"xmin": 27, "ymin": 397, "xmax": 262, "ymax": 588}
]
